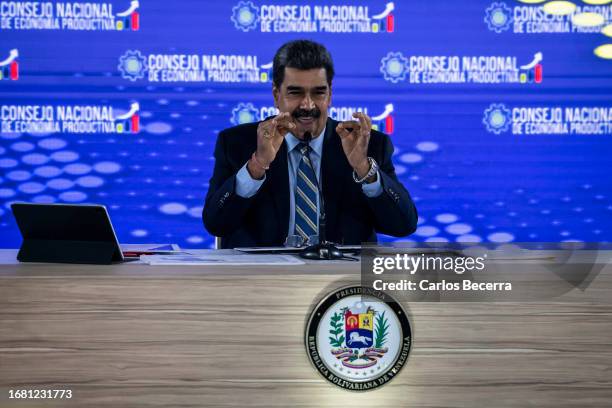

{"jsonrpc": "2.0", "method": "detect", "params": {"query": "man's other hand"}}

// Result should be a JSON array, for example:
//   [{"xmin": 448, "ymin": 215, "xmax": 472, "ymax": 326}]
[{"xmin": 337, "ymin": 111, "xmax": 372, "ymax": 180}]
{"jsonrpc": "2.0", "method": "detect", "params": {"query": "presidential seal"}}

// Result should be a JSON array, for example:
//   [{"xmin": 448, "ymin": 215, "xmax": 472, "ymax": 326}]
[{"xmin": 305, "ymin": 286, "xmax": 411, "ymax": 391}]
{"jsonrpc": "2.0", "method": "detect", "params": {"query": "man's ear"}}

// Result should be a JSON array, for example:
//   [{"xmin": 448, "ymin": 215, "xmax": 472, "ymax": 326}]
[{"xmin": 272, "ymin": 85, "xmax": 279, "ymax": 108}]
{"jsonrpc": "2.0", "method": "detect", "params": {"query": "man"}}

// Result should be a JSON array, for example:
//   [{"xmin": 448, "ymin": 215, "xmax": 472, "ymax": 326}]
[{"xmin": 203, "ymin": 40, "xmax": 417, "ymax": 248}]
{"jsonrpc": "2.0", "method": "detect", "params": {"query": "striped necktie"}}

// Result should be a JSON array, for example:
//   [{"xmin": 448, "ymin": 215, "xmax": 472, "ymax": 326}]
[{"xmin": 294, "ymin": 143, "xmax": 319, "ymax": 240}]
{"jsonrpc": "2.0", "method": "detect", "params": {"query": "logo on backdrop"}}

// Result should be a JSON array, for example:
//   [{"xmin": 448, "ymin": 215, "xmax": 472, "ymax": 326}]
[
  {"xmin": 0, "ymin": 102, "xmax": 140, "ymax": 134},
  {"xmin": 115, "ymin": 0, "xmax": 140, "ymax": 31},
  {"xmin": 483, "ymin": 103, "xmax": 512, "ymax": 134},
  {"xmin": 118, "ymin": 50, "xmax": 271, "ymax": 83},
  {"xmin": 371, "ymin": 103, "xmax": 395, "ymax": 134},
  {"xmin": 0, "ymin": 0, "xmax": 140, "ymax": 31},
  {"xmin": 305, "ymin": 286, "xmax": 411, "ymax": 391},
  {"xmin": 484, "ymin": 2, "xmax": 513, "ymax": 33},
  {"xmin": 230, "ymin": 103, "xmax": 261, "ymax": 125},
  {"xmin": 230, "ymin": 103, "xmax": 396, "ymax": 134},
  {"xmin": 380, "ymin": 52, "xmax": 409, "ymax": 83},
  {"xmin": 381, "ymin": 51, "xmax": 544, "ymax": 84},
  {"xmin": 484, "ymin": 1, "xmax": 611, "ymax": 34},
  {"xmin": 0, "ymin": 49, "xmax": 19, "ymax": 81},
  {"xmin": 231, "ymin": 1, "xmax": 396, "ymax": 33},
  {"xmin": 483, "ymin": 103, "xmax": 612, "ymax": 135}
]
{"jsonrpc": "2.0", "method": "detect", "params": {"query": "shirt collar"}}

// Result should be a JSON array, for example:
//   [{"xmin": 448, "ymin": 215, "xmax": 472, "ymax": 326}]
[{"xmin": 285, "ymin": 126, "xmax": 325, "ymax": 157}]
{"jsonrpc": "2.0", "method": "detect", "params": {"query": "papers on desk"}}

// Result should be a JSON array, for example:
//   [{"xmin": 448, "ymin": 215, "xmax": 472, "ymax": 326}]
[
  {"xmin": 235, "ymin": 245, "xmax": 361, "ymax": 254},
  {"xmin": 121, "ymin": 243, "xmax": 187, "ymax": 258},
  {"xmin": 121, "ymin": 243, "xmax": 182, "ymax": 252},
  {"xmin": 139, "ymin": 253, "xmax": 305, "ymax": 266}
]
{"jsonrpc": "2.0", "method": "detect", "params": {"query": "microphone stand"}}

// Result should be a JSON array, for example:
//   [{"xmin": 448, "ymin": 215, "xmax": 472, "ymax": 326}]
[{"xmin": 299, "ymin": 132, "xmax": 344, "ymax": 260}]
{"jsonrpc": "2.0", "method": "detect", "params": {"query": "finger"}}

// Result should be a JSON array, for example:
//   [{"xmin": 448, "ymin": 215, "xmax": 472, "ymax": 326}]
[
  {"xmin": 358, "ymin": 113, "xmax": 372, "ymax": 142},
  {"xmin": 364, "ymin": 113, "xmax": 372, "ymax": 130},
  {"xmin": 277, "ymin": 123, "xmax": 296, "ymax": 134},
  {"xmin": 270, "ymin": 118, "xmax": 278, "ymax": 133},
  {"xmin": 336, "ymin": 123, "xmax": 351, "ymax": 139},
  {"xmin": 274, "ymin": 120, "xmax": 294, "ymax": 143},
  {"xmin": 339, "ymin": 120, "xmax": 361, "ymax": 132},
  {"xmin": 274, "ymin": 111, "xmax": 289, "ymax": 122},
  {"xmin": 258, "ymin": 122, "xmax": 271, "ymax": 139},
  {"xmin": 277, "ymin": 112, "xmax": 293, "ymax": 122},
  {"xmin": 279, "ymin": 112, "xmax": 295, "ymax": 125},
  {"xmin": 276, "ymin": 114, "xmax": 296, "ymax": 131},
  {"xmin": 337, "ymin": 124, "xmax": 358, "ymax": 146},
  {"xmin": 353, "ymin": 112, "xmax": 370, "ymax": 134},
  {"xmin": 264, "ymin": 119, "xmax": 277, "ymax": 140},
  {"xmin": 276, "ymin": 122, "xmax": 295, "ymax": 138}
]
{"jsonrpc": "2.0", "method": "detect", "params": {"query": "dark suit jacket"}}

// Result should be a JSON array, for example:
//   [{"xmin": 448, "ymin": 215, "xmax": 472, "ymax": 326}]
[{"xmin": 203, "ymin": 117, "xmax": 418, "ymax": 248}]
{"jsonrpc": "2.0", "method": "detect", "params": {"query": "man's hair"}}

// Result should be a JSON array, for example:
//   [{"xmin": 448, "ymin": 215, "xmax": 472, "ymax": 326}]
[{"xmin": 272, "ymin": 40, "xmax": 335, "ymax": 88}]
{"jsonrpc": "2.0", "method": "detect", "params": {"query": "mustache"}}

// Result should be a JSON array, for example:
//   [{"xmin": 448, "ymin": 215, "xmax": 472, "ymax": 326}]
[{"xmin": 292, "ymin": 108, "xmax": 321, "ymax": 119}]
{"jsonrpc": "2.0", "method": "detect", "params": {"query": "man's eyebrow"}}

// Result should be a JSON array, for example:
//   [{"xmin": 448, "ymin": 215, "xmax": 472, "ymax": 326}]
[{"xmin": 286, "ymin": 85, "xmax": 328, "ymax": 91}]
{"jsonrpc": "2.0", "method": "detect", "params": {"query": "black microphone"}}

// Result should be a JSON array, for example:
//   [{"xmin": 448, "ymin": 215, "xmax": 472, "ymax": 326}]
[{"xmin": 299, "ymin": 131, "xmax": 343, "ymax": 260}]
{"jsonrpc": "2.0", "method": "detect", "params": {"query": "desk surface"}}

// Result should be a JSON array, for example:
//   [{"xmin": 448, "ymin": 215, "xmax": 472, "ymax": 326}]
[{"xmin": 1, "ymin": 249, "xmax": 611, "ymax": 407}]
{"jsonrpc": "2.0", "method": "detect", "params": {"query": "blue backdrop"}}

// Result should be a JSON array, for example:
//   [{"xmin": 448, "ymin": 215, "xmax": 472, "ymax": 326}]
[{"xmin": 1, "ymin": 0, "xmax": 611, "ymax": 248}]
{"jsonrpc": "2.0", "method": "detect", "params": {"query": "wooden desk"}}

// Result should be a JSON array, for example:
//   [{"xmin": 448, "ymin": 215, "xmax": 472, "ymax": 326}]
[{"xmin": 1, "ymin": 249, "xmax": 611, "ymax": 407}]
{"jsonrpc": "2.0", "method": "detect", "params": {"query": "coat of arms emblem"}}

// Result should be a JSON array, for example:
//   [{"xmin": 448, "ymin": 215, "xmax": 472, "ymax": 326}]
[
  {"xmin": 305, "ymin": 286, "xmax": 411, "ymax": 391},
  {"xmin": 329, "ymin": 305, "xmax": 390, "ymax": 369}
]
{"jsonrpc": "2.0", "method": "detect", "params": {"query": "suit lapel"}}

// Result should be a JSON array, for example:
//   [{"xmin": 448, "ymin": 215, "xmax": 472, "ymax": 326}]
[{"xmin": 268, "ymin": 140, "xmax": 289, "ymax": 240}]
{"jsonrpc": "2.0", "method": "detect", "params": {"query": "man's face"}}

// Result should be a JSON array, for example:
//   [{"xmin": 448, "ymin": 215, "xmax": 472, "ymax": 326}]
[{"xmin": 273, "ymin": 67, "xmax": 331, "ymax": 140}]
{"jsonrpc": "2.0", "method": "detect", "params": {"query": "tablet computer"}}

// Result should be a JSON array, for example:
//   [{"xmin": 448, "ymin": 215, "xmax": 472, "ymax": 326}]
[{"xmin": 11, "ymin": 203, "xmax": 124, "ymax": 264}]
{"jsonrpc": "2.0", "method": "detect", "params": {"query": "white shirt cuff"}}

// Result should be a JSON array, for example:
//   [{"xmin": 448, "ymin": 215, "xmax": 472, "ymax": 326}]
[
  {"xmin": 235, "ymin": 161, "xmax": 265, "ymax": 198},
  {"xmin": 361, "ymin": 170, "xmax": 383, "ymax": 197}
]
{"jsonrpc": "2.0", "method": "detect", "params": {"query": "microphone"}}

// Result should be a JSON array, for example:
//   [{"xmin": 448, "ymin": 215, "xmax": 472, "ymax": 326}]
[{"xmin": 299, "ymin": 131, "xmax": 344, "ymax": 260}]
